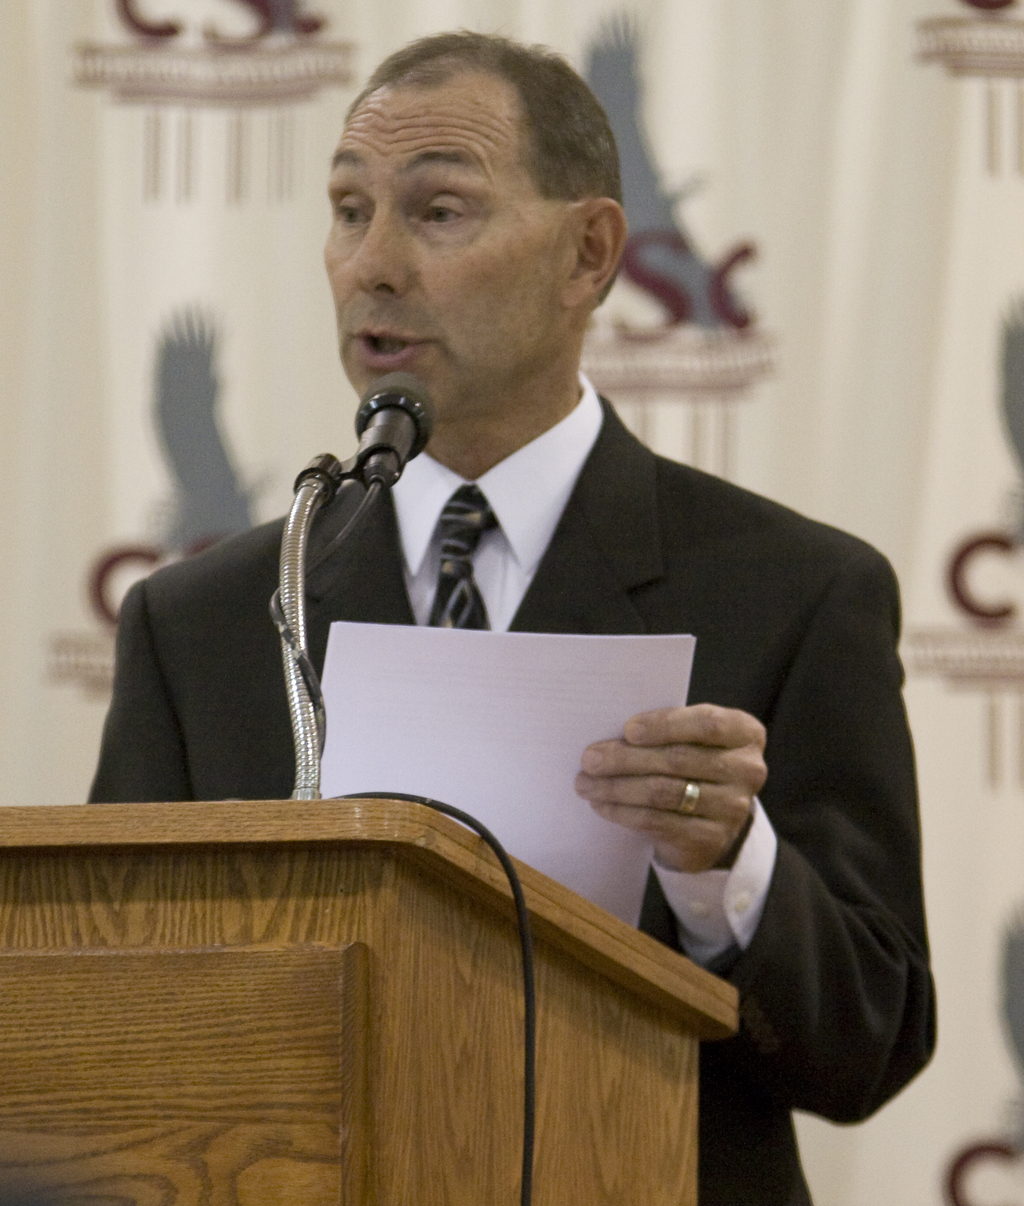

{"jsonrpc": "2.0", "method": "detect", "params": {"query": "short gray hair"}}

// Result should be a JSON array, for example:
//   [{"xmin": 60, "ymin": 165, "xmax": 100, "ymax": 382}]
[{"xmin": 349, "ymin": 31, "xmax": 622, "ymax": 205}]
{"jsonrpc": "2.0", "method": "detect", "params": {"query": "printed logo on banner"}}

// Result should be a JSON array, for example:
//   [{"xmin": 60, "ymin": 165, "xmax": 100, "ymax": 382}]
[
  {"xmin": 74, "ymin": 1, "xmax": 355, "ymax": 203},
  {"xmin": 918, "ymin": 0, "xmax": 1024, "ymax": 176},
  {"xmin": 904, "ymin": 299, "xmax": 1024, "ymax": 789},
  {"xmin": 48, "ymin": 308, "xmax": 254, "ymax": 696},
  {"xmin": 580, "ymin": 17, "xmax": 773, "ymax": 479},
  {"xmin": 52, "ymin": 2, "xmax": 357, "ymax": 696},
  {"xmin": 941, "ymin": 910, "xmax": 1024, "ymax": 1205},
  {"xmin": 907, "ymin": 299, "xmax": 1024, "ymax": 1197},
  {"xmin": 944, "ymin": 301, "xmax": 1024, "ymax": 629}
]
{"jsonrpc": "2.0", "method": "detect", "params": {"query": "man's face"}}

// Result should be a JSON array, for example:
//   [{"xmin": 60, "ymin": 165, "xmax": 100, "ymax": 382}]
[{"xmin": 325, "ymin": 70, "xmax": 580, "ymax": 435}]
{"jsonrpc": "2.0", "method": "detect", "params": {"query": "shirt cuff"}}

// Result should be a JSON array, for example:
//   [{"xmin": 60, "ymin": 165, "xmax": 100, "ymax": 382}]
[{"xmin": 651, "ymin": 798, "xmax": 778, "ymax": 966}]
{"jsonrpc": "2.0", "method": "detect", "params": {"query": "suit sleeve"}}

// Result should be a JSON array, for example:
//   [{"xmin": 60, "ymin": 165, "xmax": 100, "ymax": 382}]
[
  {"xmin": 732, "ymin": 550, "xmax": 932, "ymax": 1118},
  {"xmin": 89, "ymin": 578, "xmax": 194, "ymax": 803},
  {"xmin": 646, "ymin": 548, "xmax": 935, "ymax": 1123}
]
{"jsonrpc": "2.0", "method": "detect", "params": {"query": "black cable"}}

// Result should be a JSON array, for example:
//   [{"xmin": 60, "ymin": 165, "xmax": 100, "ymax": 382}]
[
  {"xmin": 268, "ymin": 590, "xmax": 327, "ymax": 752},
  {"xmin": 343, "ymin": 791, "xmax": 535, "ymax": 1206},
  {"xmin": 306, "ymin": 479, "xmax": 383, "ymax": 577}
]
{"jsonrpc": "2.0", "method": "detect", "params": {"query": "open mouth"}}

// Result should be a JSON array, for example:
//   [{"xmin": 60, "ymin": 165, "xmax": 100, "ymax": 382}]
[{"xmin": 365, "ymin": 333, "xmax": 411, "ymax": 354}]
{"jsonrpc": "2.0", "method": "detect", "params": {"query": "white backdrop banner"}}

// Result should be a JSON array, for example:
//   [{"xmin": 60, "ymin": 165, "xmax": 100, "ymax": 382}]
[{"xmin": 2, "ymin": 1, "xmax": 1015, "ymax": 1202}]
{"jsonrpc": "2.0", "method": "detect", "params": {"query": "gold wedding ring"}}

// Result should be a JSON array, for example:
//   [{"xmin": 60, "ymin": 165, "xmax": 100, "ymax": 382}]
[{"xmin": 679, "ymin": 781, "xmax": 701, "ymax": 815}]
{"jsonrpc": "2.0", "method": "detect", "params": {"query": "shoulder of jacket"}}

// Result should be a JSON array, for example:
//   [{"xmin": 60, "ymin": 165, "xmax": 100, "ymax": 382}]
[
  {"xmin": 140, "ymin": 517, "xmax": 285, "ymax": 613},
  {"xmin": 651, "ymin": 454, "xmax": 891, "ymax": 574}
]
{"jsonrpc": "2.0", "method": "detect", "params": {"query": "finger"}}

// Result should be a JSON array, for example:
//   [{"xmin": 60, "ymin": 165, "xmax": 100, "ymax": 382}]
[
  {"xmin": 624, "ymin": 703, "xmax": 766, "ymax": 751},
  {"xmin": 581, "ymin": 739, "xmax": 766, "ymax": 794},
  {"xmin": 575, "ymin": 772, "xmax": 752, "ymax": 828},
  {"xmin": 587, "ymin": 796, "xmax": 722, "ymax": 839}
]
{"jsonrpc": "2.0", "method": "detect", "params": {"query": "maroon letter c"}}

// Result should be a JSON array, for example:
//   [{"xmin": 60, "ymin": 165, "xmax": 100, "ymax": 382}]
[
  {"xmin": 947, "ymin": 533, "xmax": 1017, "ymax": 625},
  {"xmin": 946, "ymin": 1141, "xmax": 1019, "ymax": 1206}
]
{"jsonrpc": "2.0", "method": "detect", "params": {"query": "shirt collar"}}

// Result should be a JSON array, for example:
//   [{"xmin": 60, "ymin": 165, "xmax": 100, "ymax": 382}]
[{"xmin": 392, "ymin": 375, "xmax": 604, "ymax": 576}]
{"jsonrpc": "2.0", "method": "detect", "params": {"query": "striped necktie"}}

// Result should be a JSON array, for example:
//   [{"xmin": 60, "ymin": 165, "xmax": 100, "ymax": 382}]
[{"xmin": 427, "ymin": 484, "xmax": 498, "ymax": 630}]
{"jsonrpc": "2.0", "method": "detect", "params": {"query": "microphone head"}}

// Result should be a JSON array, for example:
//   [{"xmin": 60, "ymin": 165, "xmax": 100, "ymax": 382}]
[{"xmin": 355, "ymin": 372, "xmax": 434, "ymax": 460}]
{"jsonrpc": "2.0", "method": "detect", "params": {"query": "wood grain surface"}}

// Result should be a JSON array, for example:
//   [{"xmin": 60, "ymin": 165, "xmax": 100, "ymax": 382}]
[
  {"xmin": 0, "ymin": 943, "xmax": 368, "ymax": 1206},
  {"xmin": 0, "ymin": 800, "xmax": 732, "ymax": 1204}
]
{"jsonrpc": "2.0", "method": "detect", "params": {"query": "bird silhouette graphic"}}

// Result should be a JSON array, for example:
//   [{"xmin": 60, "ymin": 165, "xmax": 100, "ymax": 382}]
[
  {"xmin": 1001, "ymin": 299, "xmax": 1024, "ymax": 540},
  {"xmin": 585, "ymin": 17, "xmax": 754, "ymax": 331},
  {"xmin": 1003, "ymin": 911, "xmax": 1024, "ymax": 1121},
  {"xmin": 154, "ymin": 309, "xmax": 253, "ymax": 554}
]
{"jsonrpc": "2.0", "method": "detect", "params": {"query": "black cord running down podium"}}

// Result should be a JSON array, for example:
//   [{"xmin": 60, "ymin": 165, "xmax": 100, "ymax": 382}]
[{"xmin": 342, "ymin": 791, "xmax": 536, "ymax": 1206}]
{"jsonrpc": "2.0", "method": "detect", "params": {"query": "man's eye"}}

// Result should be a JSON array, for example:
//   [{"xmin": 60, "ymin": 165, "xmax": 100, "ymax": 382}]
[
  {"xmin": 425, "ymin": 204, "xmax": 458, "ymax": 223},
  {"xmin": 333, "ymin": 201, "xmax": 364, "ymax": 223}
]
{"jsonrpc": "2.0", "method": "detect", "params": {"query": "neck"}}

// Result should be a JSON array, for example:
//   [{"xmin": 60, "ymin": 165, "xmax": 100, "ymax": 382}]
[{"xmin": 426, "ymin": 371, "xmax": 582, "ymax": 480}]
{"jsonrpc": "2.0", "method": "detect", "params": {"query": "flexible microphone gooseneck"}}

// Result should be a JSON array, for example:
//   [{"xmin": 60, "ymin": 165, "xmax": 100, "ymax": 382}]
[{"xmin": 272, "ymin": 372, "xmax": 434, "ymax": 801}]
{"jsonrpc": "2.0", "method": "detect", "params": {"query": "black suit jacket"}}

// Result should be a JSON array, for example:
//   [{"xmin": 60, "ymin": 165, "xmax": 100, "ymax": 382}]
[{"xmin": 91, "ymin": 404, "xmax": 935, "ymax": 1205}]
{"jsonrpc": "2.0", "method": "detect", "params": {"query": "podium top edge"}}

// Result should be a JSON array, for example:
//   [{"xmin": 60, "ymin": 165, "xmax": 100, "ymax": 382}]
[{"xmin": 0, "ymin": 797, "xmax": 737, "ymax": 1037}]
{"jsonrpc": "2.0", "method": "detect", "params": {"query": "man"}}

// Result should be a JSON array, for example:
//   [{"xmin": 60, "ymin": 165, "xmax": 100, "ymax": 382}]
[{"xmin": 91, "ymin": 32, "xmax": 935, "ymax": 1205}]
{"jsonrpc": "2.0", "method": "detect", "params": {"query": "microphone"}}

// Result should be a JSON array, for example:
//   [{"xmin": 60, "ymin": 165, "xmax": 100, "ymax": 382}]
[
  {"xmin": 275, "ymin": 373, "xmax": 433, "ymax": 797},
  {"xmin": 353, "ymin": 372, "xmax": 433, "ymax": 487}
]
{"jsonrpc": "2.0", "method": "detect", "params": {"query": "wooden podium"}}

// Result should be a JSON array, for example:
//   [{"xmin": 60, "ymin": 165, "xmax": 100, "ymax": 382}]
[{"xmin": 0, "ymin": 798, "xmax": 737, "ymax": 1206}]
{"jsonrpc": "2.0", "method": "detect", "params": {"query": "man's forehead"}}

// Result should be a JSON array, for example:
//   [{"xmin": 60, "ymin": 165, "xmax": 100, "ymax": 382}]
[{"xmin": 333, "ymin": 71, "xmax": 527, "ymax": 173}]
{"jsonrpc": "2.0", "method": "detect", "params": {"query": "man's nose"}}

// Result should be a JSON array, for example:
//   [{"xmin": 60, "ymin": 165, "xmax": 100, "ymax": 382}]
[{"xmin": 352, "ymin": 208, "xmax": 413, "ymax": 296}]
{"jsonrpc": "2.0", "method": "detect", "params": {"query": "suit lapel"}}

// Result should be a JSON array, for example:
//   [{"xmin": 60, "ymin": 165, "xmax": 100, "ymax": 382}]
[
  {"xmin": 511, "ymin": 401, "xmax": 663, "ymax": 635},
  {"xmin": 305, "ymin": 488, "xmax": 414, "ymax": 671}
]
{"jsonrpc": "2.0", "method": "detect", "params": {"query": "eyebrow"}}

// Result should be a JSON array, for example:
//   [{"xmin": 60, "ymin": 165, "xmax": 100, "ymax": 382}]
[{"xmin": 329, "ymin": 147, "xmax": 482, "ymax": 173}]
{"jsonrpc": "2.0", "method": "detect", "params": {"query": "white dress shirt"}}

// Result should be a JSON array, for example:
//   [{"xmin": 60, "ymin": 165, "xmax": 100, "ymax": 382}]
[
  {"xmin": 391, "ymin": 374, "xmax": 776, "ymax": 963},
  {"xmin": 394, "ymin": 377, "xmax": 605, "ymax": 631}
]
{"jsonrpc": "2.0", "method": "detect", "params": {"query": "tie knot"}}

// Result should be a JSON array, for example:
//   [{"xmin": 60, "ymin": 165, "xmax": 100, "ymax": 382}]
[{"xmin": 437, "ymin": 484, "xmax": 497, "ymax": 556}]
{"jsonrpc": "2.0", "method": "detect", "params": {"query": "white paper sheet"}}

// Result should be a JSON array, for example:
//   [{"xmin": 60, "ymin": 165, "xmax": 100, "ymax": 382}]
[{"xmin": 319, "ymin": 623, "xmax": 695, "ymax": 925}]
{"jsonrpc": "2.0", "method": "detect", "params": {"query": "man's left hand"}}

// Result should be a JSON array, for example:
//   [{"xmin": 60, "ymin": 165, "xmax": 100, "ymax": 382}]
[{"xmin": 575, "ymin": 703, "xmax": 767, "ymax": 873}]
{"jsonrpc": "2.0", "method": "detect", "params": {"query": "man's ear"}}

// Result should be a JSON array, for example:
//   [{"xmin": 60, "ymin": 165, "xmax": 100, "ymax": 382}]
[{"xmin": 562, "ymin": 198, "xmax": 628, "ymax": 310}]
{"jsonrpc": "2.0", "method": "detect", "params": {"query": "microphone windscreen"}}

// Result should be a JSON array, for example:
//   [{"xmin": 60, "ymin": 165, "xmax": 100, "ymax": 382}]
[{"xmin": 355, "ymin": 373, "xmax": 434, "ymax": 460}]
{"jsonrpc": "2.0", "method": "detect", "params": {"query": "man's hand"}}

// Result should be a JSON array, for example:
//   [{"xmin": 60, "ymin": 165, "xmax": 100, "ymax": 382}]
[{"xmin": 575, "ymin": 704, "xmax": 767, "ymax": 873}]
